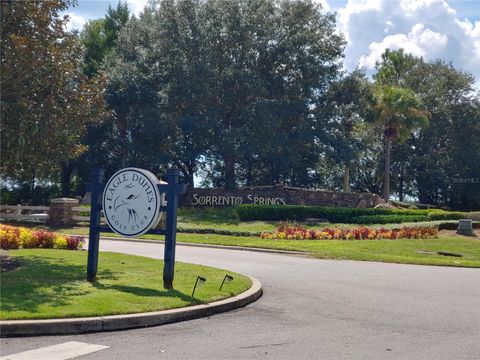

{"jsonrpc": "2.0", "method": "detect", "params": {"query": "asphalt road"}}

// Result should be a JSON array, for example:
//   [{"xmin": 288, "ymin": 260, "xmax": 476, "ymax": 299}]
[{"xmin": 2, "ymin": 240, "xmax": 479, "ymax": 360}]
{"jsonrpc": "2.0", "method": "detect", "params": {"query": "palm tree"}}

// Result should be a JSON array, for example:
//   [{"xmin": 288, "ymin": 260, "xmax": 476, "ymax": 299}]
[{"xmin": 372, "ymin": 86, "xmax": 430, "ymax": 202}]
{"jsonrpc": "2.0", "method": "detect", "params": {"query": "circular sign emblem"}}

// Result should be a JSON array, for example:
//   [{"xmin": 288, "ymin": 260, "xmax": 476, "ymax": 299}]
[{"xmin": 102, "ymin": 168, "xmax": 161, "ymax": 237}]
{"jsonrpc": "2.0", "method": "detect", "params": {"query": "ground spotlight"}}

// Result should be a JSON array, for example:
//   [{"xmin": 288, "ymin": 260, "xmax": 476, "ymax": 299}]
[
  {"xmin": 192, "ymin": 276, "xmax": 207, "ymax": 297},
  {"xmin": 219, "ymin": 274, "xmax": 234, "ymax": 291}
]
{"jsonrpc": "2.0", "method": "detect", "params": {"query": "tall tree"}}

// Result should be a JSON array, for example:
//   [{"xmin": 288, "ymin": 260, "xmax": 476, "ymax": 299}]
[
  {"xmin": 81, "ymin": 1, "xmax": 129, "ymax": 77},
  {"xmin": 322, "ymin": 70, "xmax": 374, "ymax": 192},
  {"xmin": 370, "ymin": 86, "xmax": 429, "ymax": 202},
  {"xmin": 201, "ymin": 0, "xmax": 343, "ymax": 188},
  {"xmin": 0, "ymin": 0, "xmax": 106, "ymax": 186},
  {"xmin": 106, "ymin": 0, "xmax": 344, "ymax": 188},
  {"xmin": 374, "ymin": 49, "xmax": 480, "ymax": 209}
]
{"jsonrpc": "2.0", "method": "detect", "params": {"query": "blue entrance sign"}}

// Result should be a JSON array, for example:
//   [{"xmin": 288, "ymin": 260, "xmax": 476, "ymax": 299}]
[{"xmin": 86, "ymin": 168, "xmax": 187, "ymax": 289}]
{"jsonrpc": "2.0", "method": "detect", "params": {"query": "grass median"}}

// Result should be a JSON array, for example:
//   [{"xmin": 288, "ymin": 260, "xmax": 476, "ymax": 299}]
[
  {"xmin": 67, "ymin": 229, "xmax": 480, "ymax": 268},
  {"xmin": 3, "ymin": 222, "xmax": 480, "ymax": 268},
  {"xmin": 0, "ymin": 249, "xmax": 251, "ymax": 320}
]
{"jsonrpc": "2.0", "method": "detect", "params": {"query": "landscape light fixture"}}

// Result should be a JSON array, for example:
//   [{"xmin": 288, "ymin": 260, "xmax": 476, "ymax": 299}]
[
  {"xmin": 219, "ymin": 274, "xmax": 234, "ymax": 291},
  {"xmin": 192, "ymin": 276, "xmax": 207, "ymax": 297}
]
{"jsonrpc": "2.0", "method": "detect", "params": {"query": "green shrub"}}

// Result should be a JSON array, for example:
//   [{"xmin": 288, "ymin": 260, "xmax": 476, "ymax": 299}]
[
  {"xmin": 350, "ymin": 214, "xmax": 429, "ymax": 224},
  {"xmin": 427, "ymin": 211, "xmax": 465, "ymax": 221},
  {"xmin": 179, "ymin": 206, "xmax": 240, "ymax": 222},
  {"xmin": 236, "ymin": 204, "xmax": 431, "ymax": 222}
]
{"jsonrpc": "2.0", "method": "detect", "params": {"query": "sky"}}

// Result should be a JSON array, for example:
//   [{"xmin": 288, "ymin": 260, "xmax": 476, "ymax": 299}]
[{"xmin": 65, "ymin": 0, "xmax": 480, "ymax": 83}]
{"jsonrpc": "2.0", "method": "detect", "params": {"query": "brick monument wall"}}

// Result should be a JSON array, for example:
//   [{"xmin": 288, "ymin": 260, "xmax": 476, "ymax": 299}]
[{"xmin": 180, "ymin": 185, "xmax": 384, "ymax": 208}]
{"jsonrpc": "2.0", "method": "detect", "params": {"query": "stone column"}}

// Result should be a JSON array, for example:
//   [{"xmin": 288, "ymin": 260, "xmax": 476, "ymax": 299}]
[{"xmin": 46, "ymin": 198, "xmax": 79, "ymax": 227}]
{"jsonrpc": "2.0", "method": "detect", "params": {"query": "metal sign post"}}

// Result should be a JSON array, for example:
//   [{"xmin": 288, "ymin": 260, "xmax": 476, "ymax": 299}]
[
  {"xmin": 86, "ymin": 168, "xmax": 186, "ymax": 289},
  {"xmin": 86, "ymin": 169, "xmax": 105, "ymax": 282}
]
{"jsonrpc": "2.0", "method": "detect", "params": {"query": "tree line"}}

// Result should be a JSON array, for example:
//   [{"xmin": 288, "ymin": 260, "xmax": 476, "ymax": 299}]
[{"xmin": 1, "ymin": 0, "xmax": 479, "ymax": 210}]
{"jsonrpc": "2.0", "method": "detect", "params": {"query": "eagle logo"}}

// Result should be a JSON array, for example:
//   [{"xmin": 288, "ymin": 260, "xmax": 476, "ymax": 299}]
[{"xmin": 113, "ymin": 183, "xmax": 141, "ymax": 223}]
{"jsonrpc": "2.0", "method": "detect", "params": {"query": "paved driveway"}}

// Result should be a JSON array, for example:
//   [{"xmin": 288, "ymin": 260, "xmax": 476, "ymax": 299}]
[{"xmin": 1, "ymin": 240, "xmax": 479, "ymax": 360}]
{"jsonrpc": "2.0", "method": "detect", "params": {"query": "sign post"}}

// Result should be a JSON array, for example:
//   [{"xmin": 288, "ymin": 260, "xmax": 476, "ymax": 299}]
[
  {"xmin": 163, "ymin": 169, "xmax": 180, "ymax": 289},
  {"xmin": 87, "ymin": 168, "xmax": 105, "ymax": 281},
  {"xmin": 86, "ymin": 168, "xmax": 186, "ymax": 289}
]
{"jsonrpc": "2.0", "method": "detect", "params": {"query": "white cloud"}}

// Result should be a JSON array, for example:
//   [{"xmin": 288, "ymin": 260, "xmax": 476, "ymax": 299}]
[
  {"xmin": 314, "ymin": 0, "xmax": 331, "ymax": 12},
  {"xmin": 126, "ymin": 0, "xmax": 149, "ymax": 16},
  {"xmin": 338, "ymin": 0, "xmax": 480, "ymax": 82},
  {"xmin": 65, "ymin": 12, "xmax": 86, "ymax": 31},
  {"xmin": 359, "ymin": 24, "xmax": 448, "ymax": 68}
]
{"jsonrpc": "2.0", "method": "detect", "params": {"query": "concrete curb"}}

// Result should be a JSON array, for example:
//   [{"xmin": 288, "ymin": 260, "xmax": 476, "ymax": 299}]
[
  {"xmin": 0, "ymin": 276, "xmax": 262, "ymax": 337},
  {"xmin": 70, "ymin": 234, "xmax": 308, "ymax": 256}
]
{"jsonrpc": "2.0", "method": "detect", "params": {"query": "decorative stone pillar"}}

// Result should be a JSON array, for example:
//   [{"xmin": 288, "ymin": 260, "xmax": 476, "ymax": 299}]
[{"xmin": 46, "ymin": 198, "xmax": 79, "ymax": 227}]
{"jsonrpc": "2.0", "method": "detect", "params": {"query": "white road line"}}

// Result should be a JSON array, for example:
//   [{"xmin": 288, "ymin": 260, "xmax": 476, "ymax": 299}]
[{"xmin": 0, "ymin": 341, "xmax": 109, "ymax": 360}]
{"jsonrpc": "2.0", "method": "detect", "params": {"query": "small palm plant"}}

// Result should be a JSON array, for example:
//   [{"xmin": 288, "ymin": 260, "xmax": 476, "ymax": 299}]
[{"xmin": 371, "ymin": 86, "xmax": 430, "ymax": 202}]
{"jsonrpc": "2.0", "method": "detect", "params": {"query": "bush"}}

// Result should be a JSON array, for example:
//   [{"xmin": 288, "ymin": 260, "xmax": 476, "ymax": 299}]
[
  {"xmin": 65, "ymin": 235, "xmax": 84, "ymax": 250},
  {"xmin": 260, "ymin": 224, "xmax": 438, "ymax": 240},
  {"xmin": 0, "ymin": 228, "xmax": 20, "ymax": 249},
  {"xmin": 236, "ymin": 204, "xmax": 466, "ymax": 224},
  {"xmin": 32, "ymin": 230, "xmax": 56, "ymax": 248},
  {"xmin": 236, "ymin": 204, "xmax": 430, "ymax": 222},
  {"xmin": 178, "ymin": 206, "xmax": 240, "ymax": 222},
  {"xmin": 0, "ymin": 183, "xmax": 60, "ymax": 205},
  {"xmin": 427, "ymin": 211, "xmax": 465, "ymax": 221},
  {"xmin": 19, "ymin": 227, "xmax": 35, "ymax": 248},
  {"xmin": 351, "ymin": 214, "xmax": 429, "ymax": 224},
  {"xmin": 54, "ymin": 235, "xmax": 68, "ymax": 249},
  {"xmin": 0, "ymin": 225, "xmax": 84, "ymax": 250}
]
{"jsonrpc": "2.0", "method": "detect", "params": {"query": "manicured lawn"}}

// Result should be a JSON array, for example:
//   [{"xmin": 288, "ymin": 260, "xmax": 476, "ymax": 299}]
[
  {"xmin": 42, "ymin": 219, "xmax": 467, "ymax": 236},
  {"xmin": 178, "ymin": 220, "xmax": 277, "ymax": 233},
  {"xmin": 307, "ymin": 236, "xmax": 480, "ymax": 267},
  {"xmin": 58, "ymin": 228, "xmax": 480, "ymax": 268},
  {"xmin": 0, "ymin": 249, "xmax": 251, "ymax": 320},
  {"xmin": 4, "ymin": 222, "xmax": 480, "ymax": 268}
]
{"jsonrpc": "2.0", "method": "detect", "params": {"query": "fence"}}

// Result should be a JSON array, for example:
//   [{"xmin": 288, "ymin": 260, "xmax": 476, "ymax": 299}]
[
  {"xmin": 71, "ymin": 207, "xmax": 105, "ymax": 224},
  {"xmin": 0, "ymin": 201, "xmax": 164, "ymax": 228},
  {"xmin": 0, "ymin": 205, "xmax": 49, "ymax": 222},
  {"xmin": 0, "ymin": 202, "xmax": 104, "ymax": 225}
]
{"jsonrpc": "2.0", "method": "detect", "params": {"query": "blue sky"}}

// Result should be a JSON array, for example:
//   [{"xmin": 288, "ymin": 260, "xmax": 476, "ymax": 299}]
[
  {"xmin": 67, "ymin": 0, "xmax": 480, "ymax": 23},
  {"xmin": 66, "ymin": 0, "xmax": 480, "ymax": 83}
]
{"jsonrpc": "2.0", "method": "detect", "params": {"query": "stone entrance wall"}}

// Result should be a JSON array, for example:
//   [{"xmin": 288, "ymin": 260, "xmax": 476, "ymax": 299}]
[{"xmin": 180, "ymin": 185, "xmax": 384, "ymax": 208}]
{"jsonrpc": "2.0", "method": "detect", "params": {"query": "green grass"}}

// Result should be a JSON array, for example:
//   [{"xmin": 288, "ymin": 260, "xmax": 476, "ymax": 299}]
[
  {"xmin": 52, "ymin": 219, "xmax": 472, "ymax": 237},
  {"xmin": 177, "ymin": 233, "xmax": 480, "ymax": 267},
  {"xmin": 4, "ymin": 221, "xmax": 480, "ymax": 268},
  {"xmin": 178, "ymin": 220, "xmax": 277, "ymax": 233},
  {"xmin": 0, "ymin": 249, "xmax": 251, "ymax": 320},
  {"xmin": 50, "ymin": 227, "xmax": 480, "ymax": 268}
]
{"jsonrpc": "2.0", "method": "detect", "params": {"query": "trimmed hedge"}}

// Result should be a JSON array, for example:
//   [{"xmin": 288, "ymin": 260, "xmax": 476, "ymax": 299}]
[
  {"xmin": 236, "ymin": 204, "xmax": 465, "ymax": 224},
  {"xmin": 350, "ymin": 214, "xmax": 429, "ymax": 224},
  {"xmin": 438, "ymin": 221, "xmax": 480, "ymax": 230},
  {"xmin": 426, "ymin": 211, "xmax": 465, "ymax": 221}
]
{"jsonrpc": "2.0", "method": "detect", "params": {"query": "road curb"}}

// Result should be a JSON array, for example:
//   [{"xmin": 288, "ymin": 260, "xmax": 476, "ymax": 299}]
[
  {"xmin": 70, "ymin": 234, "xmax": 308, "ymax": 256},
  {"xmin": 0, "ymin": 276, "xmax": 262, "ymax": 337}
]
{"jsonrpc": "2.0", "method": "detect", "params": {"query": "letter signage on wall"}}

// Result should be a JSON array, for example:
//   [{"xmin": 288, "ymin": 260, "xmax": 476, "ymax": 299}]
[{"xmin": 190, "ymin": 194, "xmax": 286, "ymax": 206}]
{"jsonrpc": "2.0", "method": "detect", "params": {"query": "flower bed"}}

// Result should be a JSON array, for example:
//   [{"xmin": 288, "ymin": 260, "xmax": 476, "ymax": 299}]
[
  {"xmin": 0, "ymin": 225, "xmax": 84, "ymax": 250},
  {"xmin": 260, "ymin": 224, "xmax": 438, "ymax": 240}
]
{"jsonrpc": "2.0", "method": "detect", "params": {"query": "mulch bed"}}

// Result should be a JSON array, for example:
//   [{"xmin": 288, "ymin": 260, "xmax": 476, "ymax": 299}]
[{"xmin": 0, "ymin": 250, "xmax": 21, "ymax": 272}]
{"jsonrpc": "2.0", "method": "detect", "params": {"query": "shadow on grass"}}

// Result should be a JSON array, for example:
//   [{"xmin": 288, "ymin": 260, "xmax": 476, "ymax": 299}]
[
  {"xmin": 91, "ymin": 281, "xmax": 198, "ymax": 304},
  {"xmin": 1, "ymin": 255, "xmax": 114, "ymax": 313}
]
